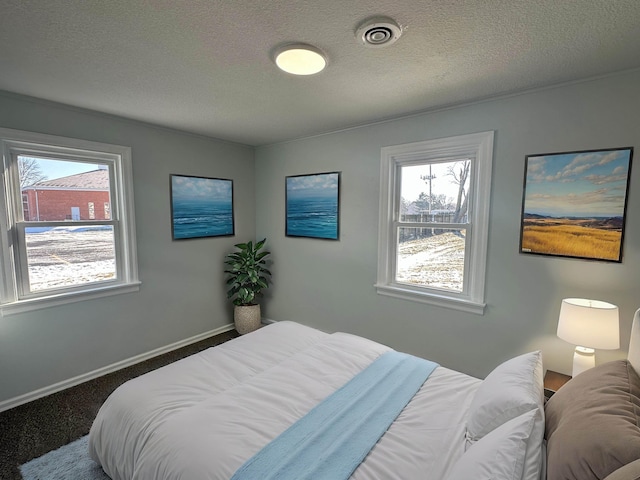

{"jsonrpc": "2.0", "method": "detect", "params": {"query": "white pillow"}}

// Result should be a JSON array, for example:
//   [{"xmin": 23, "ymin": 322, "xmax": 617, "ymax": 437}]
[
  {"xmin": 521, "ymin": 407, "xmax": 545, "ymax": 480},
  {"xmin": 466, "ymin": 350, "xmax": 543, "ymax": 443},
  {"xmin": 446, "ymin": 409, "xmax": 537, "ymax": 480}
]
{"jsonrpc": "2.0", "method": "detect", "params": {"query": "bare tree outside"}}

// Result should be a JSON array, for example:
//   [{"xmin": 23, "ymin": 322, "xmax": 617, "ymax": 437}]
[
  {"xmin": 414, "ymin": 192, "xmax": 453, "ymax": 212},
  {"xmin": 18, "ymin": 156, "xmax": 48, "ymax": 188},
  {"xmin": 447, "ymin": 160, "xmax": 470, "ymax": 223}
]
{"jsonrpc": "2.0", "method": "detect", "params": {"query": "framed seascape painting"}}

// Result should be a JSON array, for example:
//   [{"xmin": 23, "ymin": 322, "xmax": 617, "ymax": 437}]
[
  {"xmin": 519, "ymin": 147, "xmax": 633, "ymax": 262},
  {"xmin": 170, "ymin": 174, "xmax": 234, "ymax": 240},
  {"xmin": 286, "ymin": 172, "xmax": 340, "ymax": 240}
]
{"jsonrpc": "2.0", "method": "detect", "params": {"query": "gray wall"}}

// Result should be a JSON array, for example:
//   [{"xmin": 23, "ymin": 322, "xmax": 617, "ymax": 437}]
[
  {"xmin": 0, "ymin": 92, "xmax": 255, "ymax": 404},
  {"xmin": 1, "ymin": 69, "xmax": 638, "ymax": 405},
  {"xmin": 255, "ymin": 70, "xmax": 640, "ymax": 378}
]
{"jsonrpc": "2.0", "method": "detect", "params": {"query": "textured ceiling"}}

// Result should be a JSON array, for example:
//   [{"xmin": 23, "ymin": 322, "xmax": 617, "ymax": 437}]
[{"xmin": 1, "ymin": 0, "xmax": 639, "ymax": 146}]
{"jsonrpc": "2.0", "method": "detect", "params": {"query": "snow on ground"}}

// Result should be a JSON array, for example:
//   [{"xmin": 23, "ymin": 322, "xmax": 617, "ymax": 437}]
[
  {"xmin": 25, "ymin": 229, "xmax": 116, "ymax": 291},
  {"xmin": 24, "ymin": 229, "xmax": 465, "ymax": 293},
  {"xmin": 396, "ymin": 232, "xmax": 465, "ymax": 291}
]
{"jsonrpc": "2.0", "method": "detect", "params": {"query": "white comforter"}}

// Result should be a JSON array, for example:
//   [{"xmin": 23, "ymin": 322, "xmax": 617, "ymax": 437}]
[{"xmin": 89, "ymin": 321, "xmax": 480, "ymax": 480}]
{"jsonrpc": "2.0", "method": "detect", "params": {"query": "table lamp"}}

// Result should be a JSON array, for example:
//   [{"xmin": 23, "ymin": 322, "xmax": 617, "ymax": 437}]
[{"xmin": 557, "ymin": 298, "xmax": 620, "ymax": 377}]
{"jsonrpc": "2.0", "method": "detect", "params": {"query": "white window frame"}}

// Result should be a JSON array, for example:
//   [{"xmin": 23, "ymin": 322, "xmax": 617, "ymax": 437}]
[
  {"xmin": 376, "ymin": 131, "xmax": 494, "ymax": 314},
  {"xmin": 0, "ymin": 128, "xmax": 140, "ymax": 315}
]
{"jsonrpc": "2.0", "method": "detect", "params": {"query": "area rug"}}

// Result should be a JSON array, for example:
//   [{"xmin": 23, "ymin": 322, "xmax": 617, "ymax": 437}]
[{"xmin": 20, "ymin": 435, "xmax": 110, "ymax": 480}]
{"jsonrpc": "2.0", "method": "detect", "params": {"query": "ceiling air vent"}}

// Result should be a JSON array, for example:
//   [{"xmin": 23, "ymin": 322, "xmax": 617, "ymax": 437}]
[{"xmin": 355, "ymin": 16, "xmax": 403, "ymax": 48}]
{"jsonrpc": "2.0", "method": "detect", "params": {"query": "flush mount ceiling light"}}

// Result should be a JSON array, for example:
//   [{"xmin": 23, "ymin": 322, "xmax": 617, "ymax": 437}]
[
  {"xmin": 274, "ymin": 44, "xmax": 327, "ymax": 75},
  {"xmin": 355, "ymin": 16, "xmax": 403, "ymax": 47}
]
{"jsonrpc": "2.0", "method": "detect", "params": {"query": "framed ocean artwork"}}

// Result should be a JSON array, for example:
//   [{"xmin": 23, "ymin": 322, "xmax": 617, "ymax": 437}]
[
  {"xmin": 170, "ymin": 174, "xmax": 234, "ymax": 240},
  {"xmin": 286, "ymin": 172, "xmax": 340, "ymax": 240},
  {"xmin": 519, "ymin": 147, "xmax": 633, "ymax": 262}
]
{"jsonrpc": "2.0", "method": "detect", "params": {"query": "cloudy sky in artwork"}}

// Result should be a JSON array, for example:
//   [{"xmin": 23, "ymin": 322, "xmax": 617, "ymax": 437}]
[
  {"xmin": 287, "ymin": 173, "xmax": 339, "ymax": 198},
  {"xmin": 171, "ymin": 175, "xmax": 232, "ymax": 201},
  {"xmin": 524, "ymin": 149, "xmax": 631, "ymax": 217}
]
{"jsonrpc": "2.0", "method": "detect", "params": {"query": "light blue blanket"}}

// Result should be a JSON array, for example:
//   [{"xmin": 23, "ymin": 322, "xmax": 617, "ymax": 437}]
[{"xmin": 231, "ymin": 350, "xmax": 439, "ymax": 480}]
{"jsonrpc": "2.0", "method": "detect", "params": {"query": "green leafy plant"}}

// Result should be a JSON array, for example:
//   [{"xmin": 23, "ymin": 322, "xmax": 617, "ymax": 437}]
[{"xmin": 224, "ymin": 238, "xmax": 272, "ymax": 306}]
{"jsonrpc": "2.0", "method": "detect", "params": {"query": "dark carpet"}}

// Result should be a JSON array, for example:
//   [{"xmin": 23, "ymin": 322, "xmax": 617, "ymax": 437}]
[{"xmin": 0, "ymin": 328, "xmax": 239, "ymax": 480}]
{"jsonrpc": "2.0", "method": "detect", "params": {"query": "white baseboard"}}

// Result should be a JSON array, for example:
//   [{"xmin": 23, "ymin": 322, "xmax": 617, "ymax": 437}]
[{"xmin": 0, "ymin": 323, "xmax": 235, "ymax": 413}]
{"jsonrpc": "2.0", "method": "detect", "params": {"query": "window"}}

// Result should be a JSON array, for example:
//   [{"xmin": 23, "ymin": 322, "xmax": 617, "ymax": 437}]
[
  {"xmin": 376, "ymin": 131, "xmax": 494, "ymax": 314},
  {"xmin": 0, "ymin": 128, "xmax": 139, "ymax": 314}
]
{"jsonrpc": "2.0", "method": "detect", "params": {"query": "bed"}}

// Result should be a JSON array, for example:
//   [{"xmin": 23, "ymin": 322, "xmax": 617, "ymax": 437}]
[{"xmin": 88, "ymin": 310, "xmax": 640, "ymax": 480}]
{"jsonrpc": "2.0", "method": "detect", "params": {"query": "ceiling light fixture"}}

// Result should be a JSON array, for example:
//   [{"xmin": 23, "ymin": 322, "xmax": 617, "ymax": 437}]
[{"xmin": 274, "ymin": 44, "xmax": 327, "ymax": 75}]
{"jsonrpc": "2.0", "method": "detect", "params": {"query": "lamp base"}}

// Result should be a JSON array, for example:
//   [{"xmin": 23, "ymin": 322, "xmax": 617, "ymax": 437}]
[{"xmin": 572, "ymin": 346, "xmax": 595, "ymax": 377}]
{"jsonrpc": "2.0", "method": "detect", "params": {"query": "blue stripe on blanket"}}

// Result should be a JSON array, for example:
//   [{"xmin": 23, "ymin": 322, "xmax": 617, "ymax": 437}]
[{"xmin": 231, "ymin": 350, "xmax": 439, "ymax": 480}]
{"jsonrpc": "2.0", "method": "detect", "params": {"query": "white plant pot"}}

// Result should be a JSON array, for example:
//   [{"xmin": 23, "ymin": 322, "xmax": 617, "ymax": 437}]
[{"xmin": 234, "ymin": 304, "xmax": 261, "ymax": 335}]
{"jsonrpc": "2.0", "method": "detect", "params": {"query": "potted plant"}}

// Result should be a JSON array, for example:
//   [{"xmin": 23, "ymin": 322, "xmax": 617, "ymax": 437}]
[{"xmin": 224, "ymin": 238, "xmax": 272, "ymax": 334}]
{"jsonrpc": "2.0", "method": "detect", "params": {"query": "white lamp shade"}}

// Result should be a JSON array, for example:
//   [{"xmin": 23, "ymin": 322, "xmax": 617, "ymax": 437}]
[{"xmin": 557, "ymin": 298, "xmax": 620, "ymax": 350}]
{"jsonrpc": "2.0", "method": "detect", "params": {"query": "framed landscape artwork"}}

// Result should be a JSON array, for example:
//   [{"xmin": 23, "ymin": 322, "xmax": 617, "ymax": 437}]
[
  {"xmin": 170, "ymin": 174, "xmax": 234, "ymax": 240},
  {"xmin": 286, "ymin": 172, "xmax": 340, "ymax": 240},
  {"xmin": 519, "ymin": 147, "xmax": 633, "ymax": 262}
]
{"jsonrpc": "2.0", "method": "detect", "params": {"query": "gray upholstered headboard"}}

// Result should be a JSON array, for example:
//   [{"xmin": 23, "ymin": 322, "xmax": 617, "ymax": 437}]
[{"xmin": 628, "ymin": 309, "xmax": 640, "ymax": 375}]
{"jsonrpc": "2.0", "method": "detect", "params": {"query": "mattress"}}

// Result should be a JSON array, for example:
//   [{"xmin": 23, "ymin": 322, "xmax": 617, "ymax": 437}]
[{"xmin": 89, "ymin": 321, "xmax": 481, "ymax": 480}]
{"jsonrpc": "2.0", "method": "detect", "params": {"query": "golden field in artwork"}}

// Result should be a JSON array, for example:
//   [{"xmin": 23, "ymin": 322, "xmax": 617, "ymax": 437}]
[{"xmin": 521, "ymin": 217, "xmax": 622, "ymax": 261}]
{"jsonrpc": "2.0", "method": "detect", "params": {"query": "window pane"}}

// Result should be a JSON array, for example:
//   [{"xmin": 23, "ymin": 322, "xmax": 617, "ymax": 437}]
[
  {"xmin": 18, "ymin": 156, "xmax": 111, "ymax": 222},
  {"xmin": 399, "ymin": 160, "xmax": 470, "ymax": 223},
  {"xmin": 396, "ymin": 228, "xmax": 466, "ymax": 292},
  {"xmin": 25, "ymin": 226, "xmax": 116, "ymax": 292}
]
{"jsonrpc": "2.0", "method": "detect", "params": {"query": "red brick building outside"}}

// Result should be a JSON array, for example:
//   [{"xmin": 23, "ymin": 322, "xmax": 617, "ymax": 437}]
[{"xmin": 22, "ymin": 169, "xmax": 111, "ymax": 221}]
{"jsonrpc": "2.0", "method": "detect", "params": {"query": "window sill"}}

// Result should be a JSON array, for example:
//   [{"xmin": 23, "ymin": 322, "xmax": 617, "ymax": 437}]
[
  {"xmin": 0, "ymin": 281, "xmax": 141, "ymax": 316},
  {"xmin": 374, "ymin": 283, "xmax": 485, "ymax": 315}
]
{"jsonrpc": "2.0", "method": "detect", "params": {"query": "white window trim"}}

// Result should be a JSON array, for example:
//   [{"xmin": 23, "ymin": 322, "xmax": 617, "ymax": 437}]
[
  {"xmin": 0, "ymin": 128, "xmax": 140, "ymax": 315},
  {"xmin": 375, "ymin": 131, "xmax": 494, "ymax": 315}
]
